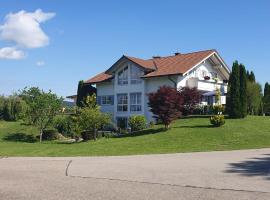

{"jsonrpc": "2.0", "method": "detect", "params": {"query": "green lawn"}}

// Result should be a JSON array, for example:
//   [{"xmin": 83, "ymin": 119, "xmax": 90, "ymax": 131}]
[{"xmin": 0, "ymin": 116, "xmax": 270, "ymax": 157}]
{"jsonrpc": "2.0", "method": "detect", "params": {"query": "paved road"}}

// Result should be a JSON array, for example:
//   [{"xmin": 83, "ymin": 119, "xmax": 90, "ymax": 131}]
[{"xmin": 1, "ymin": 149, "xmax": 270, "ymax": 200}]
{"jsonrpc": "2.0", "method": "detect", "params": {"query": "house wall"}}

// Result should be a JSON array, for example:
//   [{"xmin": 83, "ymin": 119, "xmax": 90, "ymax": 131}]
[
  {"xmin": 144, "ymin": 76, "xmax": 176, "ymax": 122},
  {"xmin": 96, "ymin": 81, "xmax": 114, "ymax": 114}
]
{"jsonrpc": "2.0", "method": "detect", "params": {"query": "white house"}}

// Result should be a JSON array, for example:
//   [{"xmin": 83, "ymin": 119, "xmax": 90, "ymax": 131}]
[{"xmin": 85, "ymin": 49, "xmax": 230, "ymax": 127}]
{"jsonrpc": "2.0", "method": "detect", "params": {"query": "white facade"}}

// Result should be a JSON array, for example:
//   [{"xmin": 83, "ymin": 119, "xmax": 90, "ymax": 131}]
[{"xmin": 95, "ymin": 56, "xmax": 229, "ymax": 125}]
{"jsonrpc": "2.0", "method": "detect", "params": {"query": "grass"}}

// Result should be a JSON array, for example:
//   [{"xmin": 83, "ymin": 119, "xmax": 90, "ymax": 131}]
[{"xmin": 0, "ymin": 116, "xmax": 270, "ymax": 156}]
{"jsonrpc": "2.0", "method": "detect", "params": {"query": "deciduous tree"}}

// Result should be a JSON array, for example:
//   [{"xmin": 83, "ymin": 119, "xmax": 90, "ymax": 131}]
[{"xmin": 148, "ymin": 86, "xmax": 183, "ymax": 129}]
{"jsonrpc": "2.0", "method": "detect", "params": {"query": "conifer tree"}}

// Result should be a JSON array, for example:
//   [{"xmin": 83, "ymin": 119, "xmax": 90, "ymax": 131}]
[
  {"xmin": 264, "ymin": 82, "xmax": 270, "ymax": 114},
  {"xmin": 228, "ymin": 61, "xmax": 241, "ymax": 118},
  {"xmin": 239, "ymin": 64, "xmax": 247, "ymax": 117}
]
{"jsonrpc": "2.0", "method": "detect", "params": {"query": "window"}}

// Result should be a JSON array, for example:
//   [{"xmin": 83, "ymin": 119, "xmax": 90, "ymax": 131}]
[
  {"xmin": 101, "ymin": 95, "xmax": 113, "ymax": 105},
  {"xmin": 131, "ymin": 66, "xmax": 143, "ymax": 84},
  {"xmin": 118, "ymin": 66, "xmax": 128, "ymax": 85},
  {"xmin": 130, "ymin": 93, "xmax": 142, "ymax": 112},
  {"xmin": 117, "ymin": 94, "xmax": 128, "ymax": 112}
]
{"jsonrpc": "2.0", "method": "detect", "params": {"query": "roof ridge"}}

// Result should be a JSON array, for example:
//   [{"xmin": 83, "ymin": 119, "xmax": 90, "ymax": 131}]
[{"xmin": 124, "ymin": 49, "xmax": 215, "ymax": 61}]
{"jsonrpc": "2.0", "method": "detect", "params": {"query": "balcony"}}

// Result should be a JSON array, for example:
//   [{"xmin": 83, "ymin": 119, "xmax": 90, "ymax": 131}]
[{"xmin": 186, "ymin": 77, "xmax": 227, "ymax": 93}]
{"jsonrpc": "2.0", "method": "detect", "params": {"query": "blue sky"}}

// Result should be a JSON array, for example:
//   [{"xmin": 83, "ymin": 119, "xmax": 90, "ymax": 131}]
[{"xmin": 0, "ymin": 0, "xmax": 269, "ymax": 98}]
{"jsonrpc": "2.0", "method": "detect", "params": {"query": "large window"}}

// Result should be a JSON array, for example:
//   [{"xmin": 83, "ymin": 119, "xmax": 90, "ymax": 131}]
[
  {"xmin": 101, "ymin": 95, "xmax": 113, "ymax": 105},
  {"xmin": 118, "ymin": 66, "xmax": 128, "ymax": 85},
  {"xmin": 131, "ymin": 66, "xmax": 143, "ymax": 84},
  {"xmin": 117, "ymin": 94, "xmax": 128, "ymax": 112},
  {"xmin": 130, "ymin": 93, "xmax": 142, "ymax": 112}
]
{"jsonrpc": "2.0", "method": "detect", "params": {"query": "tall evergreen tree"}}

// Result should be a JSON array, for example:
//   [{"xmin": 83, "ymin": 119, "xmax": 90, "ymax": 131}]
[
  {"xmin": 239, "ymin": 64, "xmax": 247, "ymax": 117},
  {"xmin": 228, "ymin": 61, "xmax": 241, "ymax": 118},
  {"xmin": 76, "ymin": 80, "xmax": 97, "ymax": 107},
  {"xmin": 248, "ymin": 71, "xmax": 256, "ymax": 82},
  {"xmin": 264, "ymin": 82, "xmax": 270, "ymax": 114}
]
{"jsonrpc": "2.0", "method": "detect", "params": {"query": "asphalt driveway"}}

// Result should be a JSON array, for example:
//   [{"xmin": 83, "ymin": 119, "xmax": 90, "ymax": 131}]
[{"xmin": 1, "ymin": 148, "xmax": 270, "ymax": 200}]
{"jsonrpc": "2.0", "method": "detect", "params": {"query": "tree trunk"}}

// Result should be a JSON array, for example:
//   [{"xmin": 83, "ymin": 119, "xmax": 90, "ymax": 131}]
[{"xmin": 39, "ymin": 129, "xmax": 43, "ymax": 143}]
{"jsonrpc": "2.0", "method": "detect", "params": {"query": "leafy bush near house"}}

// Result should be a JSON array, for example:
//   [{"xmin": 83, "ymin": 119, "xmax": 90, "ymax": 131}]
[
  {"xmin": 128, "ymin": 115, "xmax": 147, "ymax": 132},
  {"xmin": 41, "ymin": 129, "xmax": 59, "ymax": 140},
  {"xmin": 210, "ymin": 115, "xmax": 225, "ymax": 127}
]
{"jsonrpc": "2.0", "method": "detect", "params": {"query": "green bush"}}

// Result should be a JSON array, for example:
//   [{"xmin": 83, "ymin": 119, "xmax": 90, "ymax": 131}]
[
  {"xmin": 128, "ymin": 115, "xmax": 147, "ymax": 132},
  {"xmin": 53, "ymin": 115, "xmax": 72, "ymax": 136},
  {"xmin": 210, "ymin": 115, "xmax": 225, "ymax": 127},
  {"xmin": 42, "ymin": 129, "xmax": 58, "ymax": 140},
  {"xmin": 212, "ymin": 105, "xmax": 225, "ymax": 115}
]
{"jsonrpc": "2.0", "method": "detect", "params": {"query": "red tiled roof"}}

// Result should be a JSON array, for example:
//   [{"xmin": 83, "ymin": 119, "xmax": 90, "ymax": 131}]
[
  {"xmin": 85, "ymin": 72, "xmax": 112, "ymax": 84},
  {"xmin": 85, "ymin": 49, "xmax": 217, "ymax": 84},
  {"xmin": 125, "ymin": 56, "xmax": 156, "ymax": 70},
  {"xmin": 143, "ymin": 49, "xmax": 215, "ymax": 78}
]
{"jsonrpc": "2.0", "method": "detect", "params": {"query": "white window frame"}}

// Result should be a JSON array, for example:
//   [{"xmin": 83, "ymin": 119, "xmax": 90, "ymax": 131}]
[
  {"xmin": 118, "ymin": 66, "xmax": 128, "ymax": 85},
  {"xmin": 130, "ymin": 92, "xmax": 142, "ymax": 112},
  {"xmin": 117, "ymin": 93, "xmax": 128, "ymax": 112},
  {"xmin": 130, "ymin": 66, "xmax": 143, "ymax": 84},
  {"xmin": 101, "ymin": 95, "xmax": 113, "ymax": 105}
]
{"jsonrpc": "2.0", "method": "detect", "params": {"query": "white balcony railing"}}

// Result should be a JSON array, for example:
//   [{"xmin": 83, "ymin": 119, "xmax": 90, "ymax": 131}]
[{"xmin": 186, "ymin": 77, "xmax": 227, "ymax": 93}]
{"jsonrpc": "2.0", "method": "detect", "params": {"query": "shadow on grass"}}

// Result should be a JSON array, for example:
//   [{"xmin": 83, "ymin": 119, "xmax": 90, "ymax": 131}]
[
  {"xmin": 225, "ymin": 154, "xmax": 270, "ymax": 180},
  {"xmin": 115, "ymin": 128, "xmax": 166, "ymax": 138},
  {"xmin": 174, "ymin": 124, "xmax": 214, "ymax": 129},
  {"xmin": 3, "ymin": 133, "xmax": 37, "ymax": 143}
]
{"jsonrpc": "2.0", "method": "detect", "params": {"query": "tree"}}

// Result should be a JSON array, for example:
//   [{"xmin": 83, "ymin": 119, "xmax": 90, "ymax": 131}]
[
  {"xmin": 239, "ymin": 64, "xmax": 247, "ymax": 117},
  {"xmin": 21, "ymin": 89, "xmax": 63, "ymax": 142},
  {"xmin": 178, "ymin": 87, "xmax": 201, "ymax": 115},
  {"xmin": 148, "ymin": 86, "xmax": 183, "ymax": 129},
  {"xmin": 78, "ymin": 107, "xmax": 111, "ymax": 140},
  {"xmin": 247, "ymin": 81, "xmax": 263, "ymax": 115},
  {"xmin": 19, "ymin": 87, "xmax": 43, "ymax": 124},
  {"xmin": 263, "ymin": 82, "xmax": 270, "ymax": 114},
  {"xmin": 76, "ymin": 80, "xmax": 97, "ymax": 107},
  {"xmin": 227, "ymin": 61, "xmax": 241, "ymax": 118},
  {"xmin": 247, "ymin": 71, "xmax": 256, "ymax": 82}
]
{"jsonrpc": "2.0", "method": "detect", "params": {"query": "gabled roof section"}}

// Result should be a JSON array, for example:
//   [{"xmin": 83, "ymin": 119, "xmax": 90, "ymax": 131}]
[
  {"xmin": 143, "ymin": 49, "xmax": 216, "ymax": 78},
  {"xmin": 85, "ymin": 72, "xmax": 112, "ymax": 84}
]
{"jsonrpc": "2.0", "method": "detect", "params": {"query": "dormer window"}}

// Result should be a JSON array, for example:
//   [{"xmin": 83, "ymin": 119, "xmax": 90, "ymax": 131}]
[
  {"xmin": 118, "ymin": 66, "xmax": 128, "ymax": 85},
  {"xmin": 131, "ymin": 66, "xmax": 143, "ymax": 84}
]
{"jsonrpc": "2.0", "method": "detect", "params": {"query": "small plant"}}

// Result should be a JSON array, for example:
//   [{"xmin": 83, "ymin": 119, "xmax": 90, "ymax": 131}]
[
  {"xmin": 128, "ymin": 115, "xmax": 147, "ymax": 132},
  {"xmin": 210, "ymin": 115, "xmax": 225, "ymax": 127},
  {"xmin": 212, "ymin": 105, "xmax": 224, "ymax": 115}
]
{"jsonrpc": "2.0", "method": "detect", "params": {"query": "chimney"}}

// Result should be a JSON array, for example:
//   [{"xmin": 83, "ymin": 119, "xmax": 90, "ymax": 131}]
[{"xmin": 175, "ymin": 52, "xmax": 181, "ymax": 56}]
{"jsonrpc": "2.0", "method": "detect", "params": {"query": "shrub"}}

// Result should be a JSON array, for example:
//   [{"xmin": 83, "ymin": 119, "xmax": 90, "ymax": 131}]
[
  {"xmin": 212, "ymin": 105, "xmax": 225, "ymax": 115},
  {"xmin": 53, "ymin": 115, "xmax": 72, "ymax": 136},
  {"xmin": 102, "ymin": 122, "xmax": 117, "ymax": 132},
  {"xmin": 42, "ymin": 129, "xmax": 58, "ymax": 140},
  {"xmin": 128, "ymin": 115, "xmax": 147, "ymax": 132},
  {"xmin": 80, "ymin": 131, "xmax": 93, "ymax": 141},
  {"xmin": 210, "ymin": 115, "xmax": 225, "ymax": 127}
]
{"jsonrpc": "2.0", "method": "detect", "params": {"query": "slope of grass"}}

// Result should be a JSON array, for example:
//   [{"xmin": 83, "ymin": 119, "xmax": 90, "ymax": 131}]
[{"xmin": 0, "ymin": 116, "xmax": 270, "ymax": 156}]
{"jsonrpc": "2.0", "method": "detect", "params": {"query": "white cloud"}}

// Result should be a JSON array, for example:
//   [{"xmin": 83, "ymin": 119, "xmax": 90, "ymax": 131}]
[
  {"xmin": 0, "ymin": 47, "xmax": 25, "ymax": 59},
  {"xmin": 0, "ymin": 9, "xmax": 55, "ymax": 60},
  {"xmin": 36, "ymin": 60, "xmax": 45, "ymax": 66},
  {"xmin": 0, "ymin": 9, "xmax": 55, "ymax": 48}
]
